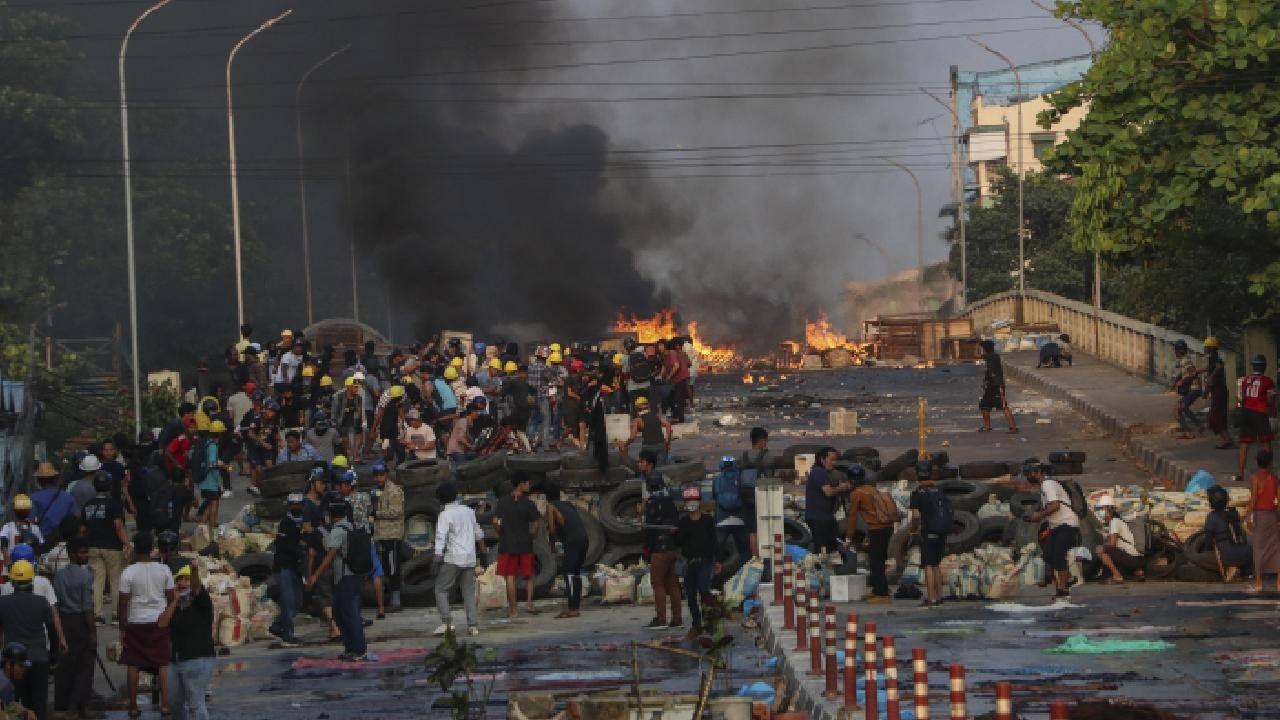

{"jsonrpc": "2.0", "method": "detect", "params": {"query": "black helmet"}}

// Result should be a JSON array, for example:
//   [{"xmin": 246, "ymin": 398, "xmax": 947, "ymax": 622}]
[
  {"xmin": 1252, "ymin": 354, "xmax": 1267, "ymax": 369},
  {"xmin": 623, "ymin": 337, "xmax": 638, "ymax": 352},
  {"xmin": 848, "ymin": 465, "xmax": 868, "ymax": 484},
  {"xmin": 1172, "ymin": 339, "xmax": 1188, "ymax": 352},
  {"xmin": 1022, "ymin": 457, "xmax": 1043, "ymax": 476},
  {"xmin": 1, "ymin": 642, "xmax": 30, "ymax": 668},
  {"xmin": 914, "ymin": 459, "xmax": 933, "ymax": 479},
  {"xmin": 980, "ymin": 339, "xmax": 996, "ymax": 352},
  {"xmin": 1206, "ymin": 485, "xmax": 1229, "ymax": 512},
  {"xmin": 93, "ymin": 472, "xmax": 112, "ymax": 493},
  {"xmin": 157, "ymin": 530, "xmax": 179, "ymax": 551}
]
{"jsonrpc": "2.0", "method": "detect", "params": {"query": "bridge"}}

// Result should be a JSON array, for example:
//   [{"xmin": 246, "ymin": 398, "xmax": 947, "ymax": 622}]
[{"xmin": 961, "ymin": 289, "xmax": 1273, "ymax": 488}]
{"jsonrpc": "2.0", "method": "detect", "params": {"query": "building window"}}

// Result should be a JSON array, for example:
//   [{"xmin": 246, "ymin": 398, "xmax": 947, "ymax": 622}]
[{"xmin": 1032, "ymin": 133, "xmax": 1057, "ymax": 161}]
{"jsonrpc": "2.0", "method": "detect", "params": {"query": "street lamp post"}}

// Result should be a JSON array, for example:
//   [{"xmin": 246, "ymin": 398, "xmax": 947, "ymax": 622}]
[
  {"xmin": 969, "ymin": 38, "xmax": 1025, "ymax": 298},
  {"xmin": 295, "ymin": 45, "xmax": 350, "ymax": 327},
  {"xmin": 227, "ymin": 10, "xmax": 292, "ymax": 332},
  {"xmin": 878, "ymin": 157, "xmax": 925, "ymax": 300},
  {"xmin": 118, "ymin": 0, "xmax": 171, "ymax": 438},
  {"xmin": 921, "ymin": 80, "xmax": 967, "ymax": 307}
]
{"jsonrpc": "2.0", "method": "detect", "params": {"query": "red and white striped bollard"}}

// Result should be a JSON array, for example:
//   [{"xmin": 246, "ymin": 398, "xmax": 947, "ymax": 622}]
[
  {"xmin": 807, "ymin": 592, "xmax": 822, "ymax": 675},
  {"xmin": 883, "ymin": 635, "xmax": 900, "ymax": 720},
  {"xmin": 1049, "ymin": 701, "xmax": 1070, "ymax": 720},
  {"xmin": 913, "ymin": 648, "xmax": 929, "ymax": 720},
  {"xmin": 843, "ymin": 612, "xmax": 859, "ymax": 710},
  {"xmin": 993, "ymin": 681, "xmax": 1013, "ymax": 720},
  {"xmin": 773, "ymin": 534, "xmax": 785, "ymax": 605},
  {"xmin": 823, "ymin": 604, "xmax": 838, "ymax": 696},
  {"xmin": 782, "ymin": 556, "xmax": 794, "ymax": 629},
  {"xmin": 949, "ymin": 664, "xmax": 966, "ymax": 720},
  {"xmin": 794, "ymin": 573, "xmax": 808, "ymax": 651},
  {"xmin": 863, "ymin": 622, "xmax": 879, "ymax": 720}
]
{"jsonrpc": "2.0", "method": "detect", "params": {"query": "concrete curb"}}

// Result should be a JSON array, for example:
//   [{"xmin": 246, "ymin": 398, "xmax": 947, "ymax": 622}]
[
  {"xmin": 758, "ymin": 594, "xmax": 851, "ymax": 720},
  {"xmin": 1003, "ymin": 362, "xmax": 1197, "ymax": 488}
]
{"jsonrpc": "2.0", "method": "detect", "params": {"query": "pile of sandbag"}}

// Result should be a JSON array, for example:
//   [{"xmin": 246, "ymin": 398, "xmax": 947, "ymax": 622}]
[
  {"xmin": 182, "ymin": 555, "xmax": 278, "ymax": 648},
  {"xmin": 1089, "ymin": 484, "xmax": 1250, "ymax": 538}
]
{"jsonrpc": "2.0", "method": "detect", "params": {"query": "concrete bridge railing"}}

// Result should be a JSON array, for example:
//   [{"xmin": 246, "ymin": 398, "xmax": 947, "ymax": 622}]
[{"xmin": 963, "ymin": 290, "xmax": 1240, "ymax": 391}]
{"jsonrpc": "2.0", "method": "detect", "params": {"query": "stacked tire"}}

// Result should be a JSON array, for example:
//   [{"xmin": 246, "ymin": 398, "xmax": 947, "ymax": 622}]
[{"xmin": 255, "ymin": 461, "xmax": 321, "ymax": 520}]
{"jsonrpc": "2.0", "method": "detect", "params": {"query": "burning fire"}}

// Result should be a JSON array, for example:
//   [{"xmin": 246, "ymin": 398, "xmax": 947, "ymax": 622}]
[
  {"xmin": 805, "ymin": 311, "xmax": 854, "ymax": 351},
  {"xmin": 612, "ymin": 310, "xmax": 678, "ymax": 344},
  {"xmin": 742, "ymin": 372, "xmax": 754, "ymax": 384},
  {"xmin": 687, "ymin": 322, "xmax": 743, "ymax": 372}
]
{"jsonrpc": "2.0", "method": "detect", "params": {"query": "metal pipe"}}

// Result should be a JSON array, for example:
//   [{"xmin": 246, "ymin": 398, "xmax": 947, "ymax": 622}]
[
  {"xmin": 294, "ymin": 45, "xmax": 349, "ymax": 326},
  {"xmin": 227, "ymin": 10, "xmax": 293, "ymax": 330},
  {"xmin": 118, "ymin": 0, "xmax": 171, "ymax": 438}
]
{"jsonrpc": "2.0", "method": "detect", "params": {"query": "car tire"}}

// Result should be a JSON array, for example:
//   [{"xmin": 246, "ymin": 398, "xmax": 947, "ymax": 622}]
[
  {"xmin": 783, "ymin": 517, "xmax": 812, "ymax": 550},
  {"xmin": 506, "ymin": 453, "xmax": 562, "ymax": 473},
  {"xmin": 457, "ymin": 453, "xmax": 507, "ymax": 479},
  {"xmin": 254, "ymin": 497, "xmax": 287, "ymax": 520},
  {"xmin": 597, "ymin": 544, "xmax": 644, "ymax": 570},
  {"xmin": 656, "ymin": 460, "xmax": 707, "ymax": 486},
  {"xmin": 1182, "ymin": 531, "xmax": 1220, "ymax": 573},
  {"xmin": 958, "ymin": 460, "xmax": 1011, "ymax": 480},
  {"xmin": 877, "ymin": 449, "xmax": 919, "ymax": 482},
  {"xmin": 558, "ymin": 468, "xmax": 609, "ymax": 493},
  {"xmin": 841, "ymin": 446, "xmax": 880, "ymax": 462},
  {"xmin": 231, "ymin": 552, "xmax": 273, "ymax": 586},
  {"xmin": 1008, "ymin": 491, "xmax": 1042, "ymax": 521},
  {"xmin": 398, "ymin": 461, "xmax": 449, "ymax": 489},
  {"xmin": 1050, "ymin": 462, "xmax": 1085, "ymax": 476},
  {"xmin": 599, "ymin": 482, "xmax": 645, "ymax": 545},
  {"xmin": 581, "ymin": 511, "xmax": 607, "ymax": 568},
  {"xmin": 1048, "ymin": 451, "xmax": 1087, "ymax": 464},
  {"xmin": 399, "ymin": 555, "xmax": 437, "ymax": 607},
  {"xmin": 935, "ymin": 479, "xmax": 992, "ymax": 513},
  {"xmin": 403, "ymin": 494, "xmax": 442, "ymax": 553},
  {"xmin": 978, "ymin": 515, "xmax": 1008, "ymax": 545},
  {"xmin": 944, "ymin": 511, "xmax": 982, "ymax": 555}
]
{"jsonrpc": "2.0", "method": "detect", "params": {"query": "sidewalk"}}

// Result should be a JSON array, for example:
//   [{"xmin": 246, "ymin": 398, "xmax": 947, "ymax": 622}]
[{"xmin": 1001, "ymin": 350, "xmax": 1238, "ymax": 488}]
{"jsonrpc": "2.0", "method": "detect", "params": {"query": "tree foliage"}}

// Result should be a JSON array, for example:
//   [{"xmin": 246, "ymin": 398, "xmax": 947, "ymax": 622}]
[
  {"xmin": 949, "ymin": 169, "xmax": 1091, "ymax": 302},
  {"xmin": 1042, "ymin": 0, "xmax": 1280, "ymax": 314}
]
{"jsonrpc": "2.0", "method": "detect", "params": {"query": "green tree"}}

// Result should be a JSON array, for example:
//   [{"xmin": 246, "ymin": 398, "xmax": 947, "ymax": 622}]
[
  {"xmin": 1042, "ymin": 0, "xmax": 1280, "ymax": 315},
  {"xmin": 948, "ymin": 169, "xmax": 1092, "ymax": 301}
]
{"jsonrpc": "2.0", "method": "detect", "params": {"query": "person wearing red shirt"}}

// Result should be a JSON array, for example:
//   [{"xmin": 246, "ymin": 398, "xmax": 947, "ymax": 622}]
[
  {"xmin": 1238, "ymin": 354, "xmax": 1276, "ymax": 482},
  {"xmin": 662, "ymin": 341, "xmax": 691, "ymax": 423},
  {"xmin": 165, "ymin": 419, "xmax": 197, "ymax": 481}
]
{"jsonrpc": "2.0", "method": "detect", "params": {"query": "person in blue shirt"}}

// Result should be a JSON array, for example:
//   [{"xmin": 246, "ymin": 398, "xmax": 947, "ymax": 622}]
[
  {"xmin": 29, "ymin": 463, "xmax": 78, "ymax": 546},
  {"xmin": 276, "ymin": 429, "xmax": 322, "ymax": 464}
]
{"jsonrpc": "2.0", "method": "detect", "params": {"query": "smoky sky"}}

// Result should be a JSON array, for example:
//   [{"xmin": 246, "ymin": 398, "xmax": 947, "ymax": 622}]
[{"xmin": 49, "ymin": 0, "xmax": 1091, "ymax": 353}]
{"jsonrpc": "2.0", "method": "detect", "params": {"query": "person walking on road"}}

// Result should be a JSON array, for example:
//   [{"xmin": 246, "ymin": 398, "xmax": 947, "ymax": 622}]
[
  {"xmin": 845, "ymin": 465, "xmax": 896, "ymax": 602},
  {"xmin": 0, "ymin": 560, "xmax": 64, "ymax": 720},
  {"xmin": 493, "ymin": 473, "xmax": 542, "ymax": 619},
  {"xmin": 641, "ymin": 450, "xmax": 681, "ymax": 630},
  {"xmin": 52, "ymin": 539, "xmax": 95, "ymax": 720},
  {"xmin": 908, "ymin": 459, "xmax": 949, "ymax": 607},
  {"xmin": 1237, "ymin": 355, "xmax": 1275, "ymax": 482},
  {"xmin": 268, "ymin": 494, "xmax": 306, "ymax": 648},
  {"xmin": 1204, "ymin": 337, "xmax": 1233, "ymax": 449},
  {"xmin": 1170, "ymin": 339, "xmax": 1204, "ymax": 439},
  {"xmin": 978, "ymin": 339, "xmax": 1018, "ymax": 433},
  {"xmin": 619, "ymin": 396, "xmax": 671, "ymax": 466},
  {"xmin": 433, "ymin": 482, "xmax": 484, "ymax": 635},
  {"xmin": 804, "ymin": 448, "xmax": 849, "ymax": 558},
  {"xmin": 306, "ymin": 499, "xmax": 369, "ymax": 661},
  {"xmin": 1023, "ymin": 460, "xmax": 1080, "ymax": 599},
  {"xmin": 165, "ymin": 563, "xmax": 216, "ymax": 720},
  {"xmin": 544, "ymin": 482, "xmax": 588, "ymax": 619},
  {"xmin": 1245, "ymin": 449, "xmax": 1280, "ymax": 593},
  {"xmin": 81, "ymin": 472, "xmax": 130, "ymax": 625},
  {"xmin": 675, "ymin": 487, "xmax": 717, "ymax": 634},
  {"xmin": 118, "ymin": 533, "xmax": 175, "ymax": 718}
]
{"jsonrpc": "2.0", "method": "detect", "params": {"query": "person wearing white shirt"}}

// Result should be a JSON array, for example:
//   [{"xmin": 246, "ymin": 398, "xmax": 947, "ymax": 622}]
[
  {"xmin": 1022, "ymin": 459, "xmax": 1080, "ymax": 600},
  {"xmin": 1094, "ymin": 496, "xmax": 1144, "ymax": 583},
  {"xmin": 432, "ymin": 482, "xmax": 484, "ymax": 637}
]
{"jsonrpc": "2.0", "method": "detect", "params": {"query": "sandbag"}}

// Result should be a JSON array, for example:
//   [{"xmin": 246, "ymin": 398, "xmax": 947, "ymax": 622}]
[
  {"xmin": 218, "ymin": 616, "xmax": 247, "ymax": 647},
  {"xmin": 476, "ymin": 564, "xmax": 508, "ymax": 611},
  {"xmin": 723, "ymin": 558, "xmax": 765, "ymax": 610},
  {"xmin": 599, "ymin": 566, "xmax": 637, "ymax": 604},
  {"xmin": 635, "ymin": 571, "xmax": 654, "ymax": 605}
]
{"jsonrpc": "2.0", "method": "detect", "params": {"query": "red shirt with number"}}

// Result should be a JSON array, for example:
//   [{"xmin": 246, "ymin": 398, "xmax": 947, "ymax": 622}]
[{"xmin": 1240, "ymin": 373, "xmax": 1275, "ymax": 414}]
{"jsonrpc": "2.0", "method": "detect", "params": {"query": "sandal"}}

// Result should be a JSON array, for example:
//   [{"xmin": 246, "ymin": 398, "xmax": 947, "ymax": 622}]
[
  {"xmin": 978, "ymin": 427, "xmax": 993, "ymax": 433},
  {"xmin": 1102, "ymin": 577, "xmax": 1125, "ymax": 585},
  {"xmin": 555, "ymin": 611, "xmax": 578, "ymax": 619}
]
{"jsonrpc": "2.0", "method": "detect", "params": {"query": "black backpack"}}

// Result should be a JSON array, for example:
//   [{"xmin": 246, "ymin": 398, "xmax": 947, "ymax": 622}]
[
  {"xmin": 918, "ymin": 485, "xmax": 954, "ymax": 535},
  {"xmin": 143, "ymin": 465, "xmax": 174, "ymax": 528},
  {"xmin": 341, "ymin": 525, "xmax": 373, "ymax": 576},
  {"xmin": 628, "ymin": 351, "xmax": 655, "ymax": 382},
  {"xmin": 188, "ymin": 438, "xmax": 214, "ymax": 484}
]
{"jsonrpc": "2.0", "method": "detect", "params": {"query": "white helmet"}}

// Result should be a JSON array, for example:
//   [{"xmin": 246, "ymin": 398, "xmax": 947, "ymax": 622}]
[
  {"xmin": 352, "ymin": 371, "xmax": 366, "ymax": 382},
  {"xmin": 79, "ymin": 454, "xmax": 102, "ymax": 473},
  {"xmin": 1095, "ymin": 495, "xmax": 1116, "ymax": 510}
]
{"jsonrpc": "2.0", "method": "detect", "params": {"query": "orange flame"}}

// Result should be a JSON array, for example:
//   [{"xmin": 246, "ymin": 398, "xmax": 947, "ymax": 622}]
[
  {"xmin": 742, "ymin": 373, "xmax": 754, "ymax": 384},
  {"xmin": 805, "ymin": 311, "xmax": 853, "ymax": 351},
  {"xmin": 612, "ymin": 310, "xmax": 677, "ymax": 344},
  {"xmin": 688, "ymin": 321, "xmax": 743, "ymax": 372}
]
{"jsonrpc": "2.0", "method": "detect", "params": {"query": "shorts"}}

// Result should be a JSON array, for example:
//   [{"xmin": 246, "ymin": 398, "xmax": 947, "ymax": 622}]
[
  {"xmin": 1102, "ymin": 545, "xmax": 1144, "ymax": 572},
  {"xmin": 200, "ymin": 489, "xmax": 221, "ymax": 501},
  {"xmin": 1239, "ymin": 409, "xmax": 1273, "ymax": 443},
  {"xmin": 979, "ymin": 385, "xmax": 1006, "ymax": 411},
  {"xmin": 496, "ymin": 552, "xmax": 534, "ymax": 578},
  {"xmin": 370, "ymin": 542, "xmax": 385, "ymax": 579},
  {"xmin": 919, "ymin": 533, "xmax": 946, "ymax": 567},
  {"xmin": 1044, "ymin": 524, "xmax": 1080, "ymax": 572}
]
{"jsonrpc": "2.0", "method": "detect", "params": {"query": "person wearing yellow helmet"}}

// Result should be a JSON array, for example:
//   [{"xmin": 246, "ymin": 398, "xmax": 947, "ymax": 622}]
[
  {"xmin": 372, "ymin": 383, "xmax": 408, "ymax": 464},
  {"xmin": 0, "ymin": 556, "xmax": 66, "ymax": 720},
  {"xmin": 320, "ymin": 375, "xmax": 334, "ymax": 388},
  {"xmin": 443, "ymin": 366, "xmax": 459, "ymax": 381},
  {"xmin": 1204, "ymin": 337, "xmax": 1233, "ymax": 449},
  {"xmin": 332, "ymin": 374, "xmax": 369, "ymax": 461},
  {"xmin": 550, "ymin": 342, "xmax": 562, "ymax": 354},
  {"xmin": 489, "ymin": 357, "xmax": 502, "ymax": 371},
  {"xmin": 450, "ymin": 357, "xmax": 464, "ymax": 369},
  {"xmin": 548, "ymin": 351, "xmax": 563, "ymax": 365},
  {"xmin": 504, "ymin": 361, "xmax": 518, "ymax": 374},
  {"xmin": 0, "ymin": 495, "xmax": 42, "ymax": 563}
]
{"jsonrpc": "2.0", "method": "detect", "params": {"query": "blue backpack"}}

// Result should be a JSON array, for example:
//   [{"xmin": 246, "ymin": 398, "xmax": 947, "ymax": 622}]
[{"xmin": 714, "ymin": 469, "xmax": 744, "ymax": 513}]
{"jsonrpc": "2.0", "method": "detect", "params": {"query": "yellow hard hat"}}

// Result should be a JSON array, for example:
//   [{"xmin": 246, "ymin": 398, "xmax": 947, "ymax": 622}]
[
  {"xmin": 175, "ymin": 564, "xmax": 193, "ymax": 579},
  {"xmin": 209, "ymin": 420, "xmax": 227, "ymax": 434},
  {"xmin": 548, "ymin": 352, "xmax": 563, "ymax": 364},
  {"xmin": 488, "ymin": 358, "xmax": 501, "ymax": 370},
  {"xmin": 344, "ymin": 376, "xmax": 357, "ymax": 388},
  {"xmin": 7, "ymin": 560, "xmax": 34, "ymax": 583},
  {"xmin": 444, "ymin": 367, "xmax": 459, "ymax": 380},
  {"xmin": 1204, "ymin": 336, "xmax": 1220, "ymax": 349},
  {"xmin": 550, "ymin": 343, "xmax": 562, "ymax": 353},
  {"xmin": 12, "ymin": 494, "xmax": 31, "ymax": 512},
  {"xmin": 319, "ymin": 375, "xmax": 334, "ymax": 387},
  {"xmin": 332, "ymin": 455, "xmax": 350, "ymax": 469},
  {"xmin": 450, "ymin": 357, "xmax": 464, "ymax": 368},
  {"xmin": 403, "ymin": 375, "xmax": 414, "ymax": 384},
  {"xmin": 613, "ymin": 353, "xmax": 624, "ymax": 367},
  {"xmin": 388, "ymin": 384, "xmax": 406, "ymax": 399},
  {"xmin": 634, "ymin": 396, "xmax": 650, "ymax": 408},
  {"xmin": 504, "ymin": 361, "xmax": 518, "ymax": 373},
  {"xmin": 302, "ymin": 366, "xmax": 316, "ymax": 378},
  {"xmin": 281, "ymin": 329, "xmax": 293, "ymax": 337},
  {"xmin": 195, "ymin": 416, "xmax": 211, "ymax": 432}
]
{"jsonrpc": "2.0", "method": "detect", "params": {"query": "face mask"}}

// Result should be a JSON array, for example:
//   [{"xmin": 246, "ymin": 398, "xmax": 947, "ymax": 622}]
[{"xmin": 685, "ymin": 502, "xmax": 699, "ymax": 513}]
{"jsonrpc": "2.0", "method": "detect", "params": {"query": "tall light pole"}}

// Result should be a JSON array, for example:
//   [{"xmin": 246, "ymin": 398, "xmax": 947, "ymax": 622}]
[
  {"xmin": 1032, "ymin": 0, "xmax": 1102, "ymax": 310},
  {"xmin": 921, "ymin": 78, "xmax": 967, "ymax": 306},
  {"xmin": 227, "ymin": 10, "xmax": 292, "ymax": 332},
  {"xmin": 295, "ymin": 44, "xmax": 349, "ymax": 327},
  {"xmin": 878, "ymin": 157, "xmax": 925, "ymax": 300},
  {"xmin": 969, "ymin": 38, "xmax": 1025, "ymax": 297},
  {"xmin": 344, "ymin": 122, "xmax": 360, "ymax": 322},
  {"xmin": 119, "ymin": 0, "xmax": 171, "ymax": 437}
]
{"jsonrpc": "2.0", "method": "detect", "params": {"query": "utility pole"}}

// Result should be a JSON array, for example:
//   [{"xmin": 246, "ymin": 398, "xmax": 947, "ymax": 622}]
[
  {"xmin": 950, "ymin": 65, "xmax": 967, "ymax": 308},
  {"xmin": 119, "ymin": 0, "xmax": 171, "ymax": 438},
  {"xmin": 344, "ymin": 127, "xmax": 360, "ymax": 322}
]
